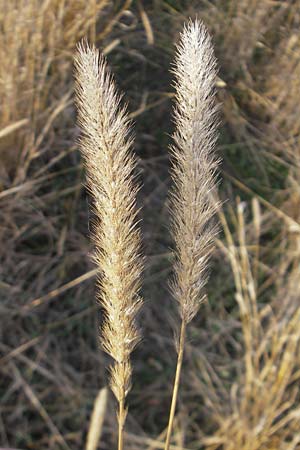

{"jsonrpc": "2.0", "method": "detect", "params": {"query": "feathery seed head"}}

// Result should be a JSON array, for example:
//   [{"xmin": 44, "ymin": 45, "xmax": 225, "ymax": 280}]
[
  {"xmin": 74, "ymin": 41, "xmax": 142, "ymax": 404},
  {"xmin": 170, "ymin": 19, "xmax": 220, "ymax": 324}
]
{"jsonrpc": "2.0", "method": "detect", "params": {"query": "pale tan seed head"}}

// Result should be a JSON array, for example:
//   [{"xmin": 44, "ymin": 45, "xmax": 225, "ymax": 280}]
[
  {"xmin": 170, "ymin": 19, "xmax": 220, "ymax": 324},
  {"xmin": 74, "ymin": 41, "xmax": 143, "ymax": 405}
]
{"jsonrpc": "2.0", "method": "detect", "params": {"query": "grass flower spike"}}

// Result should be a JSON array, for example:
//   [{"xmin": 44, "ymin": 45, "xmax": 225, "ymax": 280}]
[
  {"xmin": 74, "ymin": 42, "xmax": 143, "ymax": 450},
  {"xmin": 165, "ymin": 19, "xmax": 220, "ymax": 449}
]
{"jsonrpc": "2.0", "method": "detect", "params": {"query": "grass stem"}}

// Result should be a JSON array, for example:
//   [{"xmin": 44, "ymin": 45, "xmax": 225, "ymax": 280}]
[
  {"xmin": 118, "ymin": 391, "xmax": 125, "ymax": 450},
  {"xmin": 164, "ymin": 320, "xmax": 186, "ymax": 450}
]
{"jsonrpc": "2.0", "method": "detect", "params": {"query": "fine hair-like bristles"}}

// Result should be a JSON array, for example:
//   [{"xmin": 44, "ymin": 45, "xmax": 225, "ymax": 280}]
[
  {"xmin": 74, "ymin": 41, "xmax": 143, "ymax": 450},
  {"xmin": 170, "ymin": 19, "xmax": 219, "ymax": 324},
  {"xmin": 165, "ymin": 19, "xmax": 220, "ymax": 450}
]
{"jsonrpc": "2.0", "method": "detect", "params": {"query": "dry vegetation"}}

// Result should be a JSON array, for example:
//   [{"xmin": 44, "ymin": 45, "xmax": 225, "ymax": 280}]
[
  {"xmin": 1, "ymin": 1, "xmax": 300, "ymax": 449},
  {"xmin": 74, "ymin": 42, "xmax": 143, "ymax": 450}
]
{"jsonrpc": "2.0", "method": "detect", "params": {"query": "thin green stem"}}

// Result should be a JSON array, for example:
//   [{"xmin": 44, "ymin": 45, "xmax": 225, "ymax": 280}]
[{"xmin": 164, "ymin": 320, "xmax": 186, "ymax": 450}]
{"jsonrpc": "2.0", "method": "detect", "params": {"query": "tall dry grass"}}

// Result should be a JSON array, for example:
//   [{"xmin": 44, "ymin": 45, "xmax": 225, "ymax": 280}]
[
  {"xmin": 2, "ymin": 1, "xmax": 300, "ymax": 448},
  {"xmin": 0, "ymin": 1, "xmax": 132, "ymax": 310},
  {"xmin": 157, "ymin": 4, "xmax": 300, "ymax": 448},
  {"xmin": 165, "ymin": 19, "xmax": 220, "ymax": 449},
  {"xmin": 0, "ymin": 3, "xmax": 138, "ymax": 448},
  {"xmin": 74, "ymin": 42, "xmax": 143, "ymax": 450},
  {"xmin": 0, "ymin": 0, "xmax": 129, "ymax": 184},
  {"xmin": 74, "ymin": 19, "xmax": 220, "ymax": 450},
  {"xmin": 199, "ymin": 200, "xmax": 300, "ymax": 450},
  {"xmin": 195, "ymin": 0, "xmax": 300, "ymax": 152}
]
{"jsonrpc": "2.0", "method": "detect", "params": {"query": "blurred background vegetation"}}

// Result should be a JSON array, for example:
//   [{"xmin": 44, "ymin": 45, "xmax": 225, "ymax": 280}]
[{"xmin": 1, "ymin": 1, "xmax": 300, "ymax": 449}]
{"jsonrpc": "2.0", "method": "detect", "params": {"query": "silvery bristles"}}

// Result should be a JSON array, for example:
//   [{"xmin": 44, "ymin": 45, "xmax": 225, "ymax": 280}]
[
  {"xmin": 170, "ymin": 19, "xmax": 220, "ymax": 325},
  {"xmin": 74, "ymin": 42, "xmax": 142, "ymax": 422},
  {"xmin": 164, "ymin": 19, "xmax": 220, "ymax": 450}
]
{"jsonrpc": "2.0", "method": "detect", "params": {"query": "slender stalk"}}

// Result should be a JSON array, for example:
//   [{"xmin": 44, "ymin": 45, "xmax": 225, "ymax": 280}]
[
  {"xmin": 118, "ymin": 395, "xmax": 125, "ymax": 450},
  {"xmin": 164, "ymin": 320, "xmax": 186, "ymax": 450}
]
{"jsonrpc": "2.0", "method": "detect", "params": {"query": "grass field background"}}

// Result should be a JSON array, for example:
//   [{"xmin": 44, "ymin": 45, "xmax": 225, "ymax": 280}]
[{"xmin": 1, "ymin": 1, "xmax": 300, "ymax": 449}]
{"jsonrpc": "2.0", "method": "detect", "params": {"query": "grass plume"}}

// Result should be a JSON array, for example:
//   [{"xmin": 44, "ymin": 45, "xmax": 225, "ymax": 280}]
[
  {"xmin": 74, "ymin": 42, "xmax": 143, "ymax": 450},
  {"xmin": 165, "ymin": 19, "xmax": 219, "ymax": 449}
]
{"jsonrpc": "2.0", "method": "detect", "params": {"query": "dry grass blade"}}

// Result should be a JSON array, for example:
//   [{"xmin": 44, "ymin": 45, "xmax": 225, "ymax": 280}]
[
  {"xmin": 138, "ymin": 0, "xmax": 154, "ymax": 45},
  {"xmin": 9, "ymin": 363, "xmax": 70, "ymax": 450},
  {"xmin": 74, "ymin": 41, "xmax": 143, "ymax": 450},
  {"xmin": 165, "ymin": 19, "xmax": 220, "ymax": 450},
  {"xmin": 0, "ymin": 0, "xmax": 111, "ymax": 183},
  {"xmin": 86, "ymin": 387, "xmax": 108, "ymax": 450},
  {"xmin": 0, "ymin": 119, "xmax": 29, "ymax": 140},
  {"xmin": 23, "ymin": 268, "xmax": 98, "ymax": 311},
  {"xmin": 203, "ymin": 201, "xmax": 300, "ymax": 450}
]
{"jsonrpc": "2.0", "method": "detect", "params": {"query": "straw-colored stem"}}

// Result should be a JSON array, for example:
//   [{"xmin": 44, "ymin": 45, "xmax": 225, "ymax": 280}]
[
  {"xmin": 164, "ymin": 320, "xmax": 186, "ymax": 450},
  {"xmin": 118, "ymin": 395, "xmax": 125, "ymax": 450}
]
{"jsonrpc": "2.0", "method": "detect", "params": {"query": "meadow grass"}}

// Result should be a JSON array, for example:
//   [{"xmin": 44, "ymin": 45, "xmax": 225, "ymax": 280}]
[{"xmin": 1, "ymin": 1, "xmax": 300, "ymax": 449}]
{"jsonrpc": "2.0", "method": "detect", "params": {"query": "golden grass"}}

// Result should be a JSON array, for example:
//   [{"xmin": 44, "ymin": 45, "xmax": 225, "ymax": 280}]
[
  {"xmin": 201, "ymin": 201, "xmax": 300, "ymax": 450},
  {"xmin": 85, "ymin": 387, "xmax": 108, "ymax": 450},
  {"xmin": 74, "ymin": 42, "xmax": 143, "ymax": 450},
  {"xmin": 1, "ymin": 1, "xmax": 300, "ymax": 449},
  {"xmin": 73, "ymin": 18, "xmax": 221, "ymax": 449},
  {"xmin": 165, "ymin": 20, "xmax": 220, "ymax": 449},
  {"xmin": 0, "ymin": 0, "xmax": 125, "ymax": 183}
]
